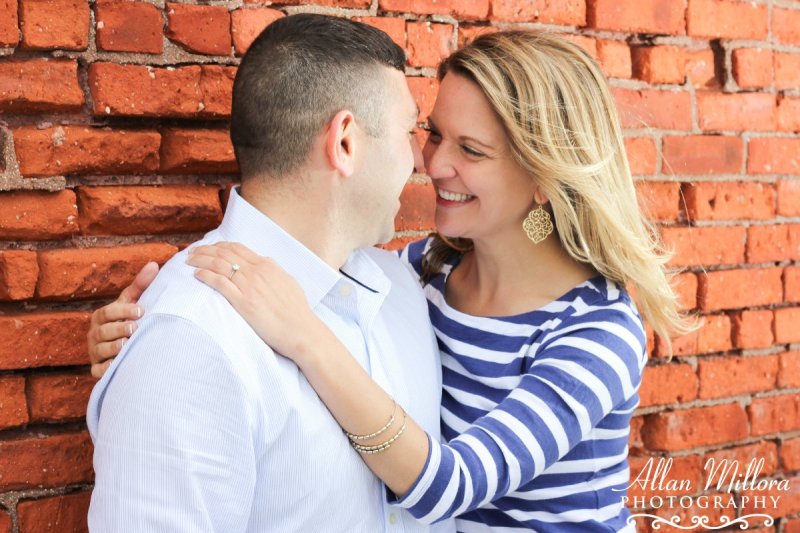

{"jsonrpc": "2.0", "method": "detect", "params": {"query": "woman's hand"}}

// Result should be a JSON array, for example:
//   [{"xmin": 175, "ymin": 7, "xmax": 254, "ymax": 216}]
[
  {"xmin": 186, "ymin": 242, "xmax": 323, "ymax": 363},
  {"xmin": 87, "ymin": 262, "xmax": 159, "ymax": 378}
]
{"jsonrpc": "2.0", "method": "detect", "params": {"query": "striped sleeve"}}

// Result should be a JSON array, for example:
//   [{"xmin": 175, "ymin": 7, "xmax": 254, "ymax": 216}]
[{"xmin": 392, "ymin": 306, "xmax": 646, "ymax": 523}]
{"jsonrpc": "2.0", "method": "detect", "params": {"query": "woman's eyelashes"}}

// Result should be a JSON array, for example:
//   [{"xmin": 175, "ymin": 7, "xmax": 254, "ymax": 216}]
[{"xmin": 422, "ymin": 124, "xmax": 486, "ymax": 158}]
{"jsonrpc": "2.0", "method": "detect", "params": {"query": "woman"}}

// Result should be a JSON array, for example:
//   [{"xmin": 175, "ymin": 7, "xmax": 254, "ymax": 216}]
[{"xmin": 88, "ymin": 31, "xmax": 692, "ymax": 531}]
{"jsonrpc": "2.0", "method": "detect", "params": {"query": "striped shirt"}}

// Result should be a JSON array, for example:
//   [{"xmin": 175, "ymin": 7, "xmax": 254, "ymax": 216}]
[{"xmin": 394, "ymin": 237, "xmax": 647, "ymax": 532}]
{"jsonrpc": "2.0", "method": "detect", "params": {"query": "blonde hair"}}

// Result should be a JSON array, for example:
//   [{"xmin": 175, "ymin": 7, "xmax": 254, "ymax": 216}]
[{"xmin": 422, "ymin": 30, "xmax": 696, "ymax": 350}]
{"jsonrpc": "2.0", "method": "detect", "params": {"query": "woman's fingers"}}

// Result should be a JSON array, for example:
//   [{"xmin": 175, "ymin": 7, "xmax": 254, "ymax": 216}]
[
  {"xmin": 88, "ymin": 337, "xmax": 127, "ymax": 366},
  {"xmin": 91, "ymin": 302, "xmax": 142, "ymax": 327},
  {"xmin": 95, "ymin": 320, "xmax": 137, "ymax": 343},
  {"xmin": 91, "ymin": 358, "xmax": 114, "ymax": 379},
  {"xmin": 213, "ymin": 242, "xmax": 264, "ymax": 264},
  {"xmin": 193, "ymin": 267, "xmax": 243, "ymax": 305}
]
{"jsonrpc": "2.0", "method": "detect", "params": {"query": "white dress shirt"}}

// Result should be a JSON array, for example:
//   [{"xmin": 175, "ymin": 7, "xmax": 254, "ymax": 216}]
[{"xmin": 87, "ymin": 187, "xmax": 455, "ymax": 533}]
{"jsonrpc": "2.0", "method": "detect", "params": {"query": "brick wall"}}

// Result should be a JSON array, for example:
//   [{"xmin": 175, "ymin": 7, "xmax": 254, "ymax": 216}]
[{"xmin": 0, "ymin": 0, "xmax": 797, "ymax": 531}]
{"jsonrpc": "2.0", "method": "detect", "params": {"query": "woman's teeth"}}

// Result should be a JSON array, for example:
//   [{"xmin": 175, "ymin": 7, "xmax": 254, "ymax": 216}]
[{"xmin": 438, "ymin": 189, "xmax": 474, "ymax": 202}]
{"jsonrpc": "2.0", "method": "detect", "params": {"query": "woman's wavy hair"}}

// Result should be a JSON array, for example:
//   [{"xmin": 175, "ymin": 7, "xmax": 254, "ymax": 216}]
[{"xmin": 421, "ymin": 30, "xmax": 696, "ymax": 350}]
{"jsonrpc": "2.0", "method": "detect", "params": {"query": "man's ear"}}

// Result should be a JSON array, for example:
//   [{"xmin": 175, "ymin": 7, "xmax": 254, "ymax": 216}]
[{"xmin": 325, "ymin": 110, "xmax": 359, "ymax": 177}]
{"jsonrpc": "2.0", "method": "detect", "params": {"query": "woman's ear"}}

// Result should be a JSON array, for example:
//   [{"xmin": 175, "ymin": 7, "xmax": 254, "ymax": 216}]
[
  {"xmin": 534, "ymin": 188, "xmax": 550, "ymax": 206},
  {"xmin": 325, "ymin": 109, "xmax": 359, "ymax": 177}
]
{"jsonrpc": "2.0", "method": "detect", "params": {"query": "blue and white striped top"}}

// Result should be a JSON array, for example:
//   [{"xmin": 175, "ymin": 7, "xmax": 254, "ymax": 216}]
[{"xmin": 394, "ymin": 237, "xmax": 647, "ymax": 532}]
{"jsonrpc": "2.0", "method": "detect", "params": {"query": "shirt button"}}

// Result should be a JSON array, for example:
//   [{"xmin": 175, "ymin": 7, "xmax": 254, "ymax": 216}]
[
  {"xmin": 388, "ymin": 513, "xmax": 398, "ymax": 525},
  {"xmin": 339, "ymin": 284, "xmax": 353, "ymax": 297}
]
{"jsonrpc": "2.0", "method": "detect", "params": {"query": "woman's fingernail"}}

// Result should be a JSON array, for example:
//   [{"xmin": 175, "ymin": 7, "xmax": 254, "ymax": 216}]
[
  {"xmin": 126, "ymin": 323, "xmax": 137, "ymax": 336},
  {"xmin": 120, "ymin": 338, "xmax": 126, "ymax": 348},
  {"xmin": 132, "ymin": 307, "xmax": 142, "ymax": 318}
]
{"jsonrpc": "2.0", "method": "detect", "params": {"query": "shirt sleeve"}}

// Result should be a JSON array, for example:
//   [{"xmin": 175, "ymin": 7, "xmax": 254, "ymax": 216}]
[
  {"xmin": 392, "ymin": 305, "xmax": 647, "ymax": 523},
  {"xmin": 88, "ymin": 315, "xmax": 257, "ymax": 532}
]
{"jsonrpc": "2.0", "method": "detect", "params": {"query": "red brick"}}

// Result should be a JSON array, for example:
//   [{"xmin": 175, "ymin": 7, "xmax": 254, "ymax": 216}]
[
  {"xmin": 37, "ymin": 243, "xmax": 177, "ymax": 300},
  {"xmin": 0, "ymin": 250, "xmax": 38, "ymax": 300},
  {"xmin": 774, "ymin": 7, "xmax": 800, "ymax": 46},
  {"xmin": 788, "ymin": 518, "xmax": 800, "ymax": 533},
  {"xmin": 245, "ymin": 0, "xmax": 367, "ymax": 7},
  {"xmin": 587, "ymin": 0, "xmax": 685, "ymax": 35},
  {"xmin": 160, "ymin": 128, "xmax": 237, "ymax": 174},
  {"xmin": 698, "ymin": 268, "xmax": 783, "ymax": 311},
  {"xmin": 613, "ymin": 88, "xmax": 692, "ymax": 130},
  {"xmin": 395, "ymin": 182, "xmax": 435, "ymax": 233},
  {"xmin": 778, "ymin": 350, "xmax": 800, "ymax": 387},
  {"xmin": 0, "ymin": 510, "xmax": 8, "ymax": 533},
  {"xmin": 0, "ymin": 432, "xmax": 92, "ymax": 490},
  {"xmin": 355, "ymin": 17, "xmax": 406, "ymax": 49},
  {"xmin": 778, "ymin": 97, "xmax": 800, "ymax": 133},
  {"xmin": 778, "ymin": 180, "xmax": 800, "ymax": 216},
  {"xmin": 28, "ymin": 372, "xmax": 95, "ymax": 422},
  {"xmin": 20, "ymin": 0, "xmax": 89, "ymax": 50},
  {"xmin": 673, "ymin": 272, "xmax": 697, "ymax": 311},
  {"xmin": 782, "ymin": 437, "xmax": 800, "ymax": 472},
  {"xmin": 685, "ymin": 48, "xmax": 718, "ymax": 90},
  {"xmin": 89, "ymin": 62, "xmax": 235, "ymax": 118},
  {"xmin": 380, "ymin": 0, "xmax": 488, "ymax": 20},
  {"xmin": 775, "ymin": 307, "xmax": 800, "ymax": 344},
  {"xmin": 749, "ymin": 138, "xmax": 800, "ymax": 175},
  {"xmin": 406, "ymin": 77, "xmax": 438, "ymax": 124},
  {"xmin": 0, "ymin": 375, "xmax": 27, "ymax": 429},
  {"xmin": 656, "ymin": 313, "xmax": 731, "ymax": 357},
  {"xmin": 741, "ymin": 474, "xmax": 800, "ymax": 519},
  {"xmin": 702, "ymin": 441, "xmax": 778, "ymax": 485},
  {"xmin": 95, "ymin": 0, "xmax": 163, "ymax": 54},
  {"xmin": 0, "ymin": 190, "xmax": 78, "ymax": 241},
  {"xmin": 648, "ymin": 491, "xmax": 735, "ymax": 525},
  {"xmin": 166, "ymin": 3, "xmax": 231, "ymax": 56},
  {"xmin": 231, "ymin": 8, "xmax": 284, "ymax": 55},
  {"xmin": 697, "ymin": 92, "xmax": 777, "ymax": 132},
  {"xmin": 642, "ymin": 403, "xmax": 748, "ymax": 451},
  {"xmin": 683, "ymin": 181, "xmax": 775, "ymax": 221},
  {"xmin": 749, "ymin": 393, "xmax": 800, "ymax": 436},
  {"xmin": 732, "ymin": 48, "xmax": 773, "ymax": 89},
  {"xmin": 786, "ymin": 266, "xmax": 800, "ymax": 303},
  {"xmin": 631, "ymin": 46, "xmax": 684, "ymax": 85},
  {"xmin": 14, "ymin": 126, "xmax": 160, "ymax": 177},
  {"xmin": 687, "ymin": 0, "xmax": 768, "ymax": 40},
  {"xmin": 0, "ymin": 59, "xmax": 83, "ymax": 113},
  {"xmin": 775, "ymin": 52, "xmax": 800, "ymax": 91},
  {"xmin": 490, "ymin": 0, "xmax": 584, "ymax": 25},
  {"xmin": 747, "ymin": 225, "xmax": 800, "ymax": 263},
  {"xmin": 559, "ymin": 35, "xmax": 596, "ymax": 58},
  {"xmin": 0, "ymin": 0, "xmax": 18, "ymax": 47},
  {"xmin": 597, "ymin": 40, "xmax": 631, "ymax": 79},
  {"xmin": 698, "ymin": 355, "xmax": 778, "ymax": 399},
  {"xmin": 78, "ymin": 185, "xmax": 222, "ymax": 236},
  {"xmin": 662, "ymin": 136, "xmax": 742, "ymax": 175},
  {"xmin": 0, "ymin": 312, "xmax": 90, "ymax": 370},
  {"xmin": 733, "ymin": 310, "xmax": 774, "ymax": 349},
  {"xmin": 629, "ymin": 415, "xmax": 644, "ymax": 451},
  {"xmin": 457, "ymin": 25, "xmax": 497, "ymax": 48},
  {"xmin": 638, "ymin": 363, "xmax": 698, "ymax": 407},
  {"xmin": 661, "ymin": 226, "xmax": 745, "ymax": 267},
  {"xmin": 380, "ymin": 236, "xmax": 421, "ymax": 252},
  {"xmin": 627, "ymin": 455, "xmax": 702, "ymax": 499},
  {"xmin": 406, "ymin": 22, "xmax": 454, "ymax": 68},
  {"xmin": 635, "ymin": 181, "xmax": 680, "ymax": 220},
  {"xmin": 18, "ymin": 492, "xmax": 90, "ymax": 533},
  {"xmin": 626, "ymin": 138, "xmax": 658, "ymax": 176}
]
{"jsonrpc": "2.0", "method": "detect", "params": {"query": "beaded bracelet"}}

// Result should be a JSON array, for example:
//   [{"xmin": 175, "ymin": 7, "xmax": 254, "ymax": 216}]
[
  {"xmin": 344, "ymin": 400, "xmax": 397, "ymax": 442},
  {"xmin": 350, "ymin": 409, "xmax": 408, "ymax": 455}
]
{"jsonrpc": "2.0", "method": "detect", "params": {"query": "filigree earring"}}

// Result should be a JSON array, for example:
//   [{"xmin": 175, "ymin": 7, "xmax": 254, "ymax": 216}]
[{"xmin": 522, "ymin": 205, "xmax": 554, "ymax": 244}]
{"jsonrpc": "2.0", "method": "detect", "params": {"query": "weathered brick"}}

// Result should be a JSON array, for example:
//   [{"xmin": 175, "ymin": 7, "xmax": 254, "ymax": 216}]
[
  {"xmin": 748, "ymin": 393, "xmax": 800, "ymax": 436},
  {"xmin": 774, "ymin": 7, "xmax": 800, "ymax": 46},
  {"xmin": 78, "ymin": 185, "xmax": 222, "ymax": 236},
  {"xmin": 613, "ymin": 88, "xmax": 692, "ymax": 130},
  {"xmin": 587, "ymin": 0, "xmax": 685, "ymax": 35},
  {"xmin": 406, "ymin": 21, "xmax": 455, "ymax": 68},
  {"xmin": 748, "ymin": 138, "xmax": 800, "ymax": 175},
  {"xmin": 635, "ymin": 181, "xmax": 680, "ymax": 220},
  {"xmin": 698, "ymin": 355, "xmax": 778, "ymax": 399},
  {"xmin": 626, "ymin": 138, "xmax": 657, "ymax": 176},
  {"xmin": 0, "ymin": 508, "xmax": 9, "ymax": 533},
  {"xmin": 786, "ymin": 266, "xmax": 800, "ymax": 303},
  {"xmin": 231, "ymin": 8, "xmax": 283, "ymax": 55},
  {"xmin": 702, "ymin": 441, "xmax": 778, "ymax": 486},
  {"xmin": 28, "ymin": 372, "xmax": 95, "ymax": 422},
  {"xmin": 0, "ymin": 375, "xmax": 28, "ymax": 429},
  {"xmin": 13, "ymin": 126, "xmax": 160, "ymax": 177},
  {"xmin": 661, "ymin": 226, "xmax": 745, "ymax": 267},
  {"xmin": 406, "ymin": 77, "xmax": 438, "ymax": 123},
  {"xmin": 0, "ymin": 432, "xmax": 92, "ymax": 490},
  {"xmin": 95, "ymin": 0, "xmax": 163, "ymax": 54},
  {"xmin": 781, "ymin": 437, "xmax": 800, "ymax": 472},
  {"xmin": 559, "ymin": 35, "xmax": 597, "ymax": 58},
  {"xmin": 37, "ymin": 243, "xmax": 177, "ymax": 300},
  {"xmin": 775, "ymin": 52, "xmax": 800, "ymax": 92},
  {"xmin": 732, "ymin": 48, "xmax": 773, "ymax": 89},
  {"xmin": 683, "ymin": 182, "xmax": 775, "ymax": 221},
  {"xmin": 642, "ymin": 403, "xmax": 748, "ymax": 451},
  {"xmin": 355, "ymin": 16, "xmax": 405, "ymax": 48},
  {"xmin": 733, "ymin": 310, "xmax": 774, "ymax": 349},
  {"xmin": 0, "ymin": 59, "xmax": 83, "ymax": 113},
  {"xmin": 662, "ymin": 136, "xmax": 742, "ymax": 175},
  {"xmin": 89, "ymin": 62, "xmax": 235, "ymax": 118},
  {"xmin": 245, "ymin": 0, "xmax": 368, "ymax": 7},
  {"xmin": 18, "ymin": 492, "xmax": 90, "ymax": 533},
  {"xmin": 0, "ymin": 250, "xmax": 38, "ymax": 300},
  {"xmin": 747, "ymin": 224, "xmax": 800, "ymax": 263},
  {"xmin": 656, "ymin": 314, "xmax": 732, "ymax": 357},
  {"xmin": 687, "ymin": 0, "xmax": 768, "ymax": 40},
  {"xmin": 631, "ymin": 45, "xmax": 684, "ymax": 84},
  {"xmin": 639, "ymin": 363, "xmax": 698, "ymax": 407},
  {"xmin": 775, "ymin": 307, "xmax": 800, "ymax": 344},
  {"xmin": 685, "ymin": 48, "xmax": 718, "ymax": 90},
  {"xmin": 457, "ymin": 25, "xmax": 497, "ymax": 48},
  {"xmin": 380, "ymin": 0, "xmax": 488, "ymax": 20},
  {"xmin": 740, "ymin": 475, "xmax": 800, "ymax": 519},
  {"xmin": 627, "ymin": 455, "xmax": 702, "ymax": 498},
  {"xmin": 778, "ymin": 180, "xmax": 800, "ymax": 217},
  {"xmin": 160, "ymin": 128, "xmax": 237, "ymax": 174},
  {"xmin": 698, "ymin": 268, "xmax": 783, "ymax": 311},
  {"xmin": 395, "ymin": 182, "xmax": 435, "ymax": 233},
  {"xmin": 0, "ymin": 190, "xmax": 78, "ymax": 241},
  {"xmin": 490, "ymin": 0, "xmax": 584, "ymax": 25},
  {"xmin": 673, "ymin": 272, "xmax": 698, "ymax": 311},
  {"xmin": 697, "ymin": 92, "xmax": 776, "ymax": 132},
  {"xmin": 166, "ymin": 3, "xmax": 231, "ymax": 56},
  {"xmin": 778, "ymin": 97, "xmax": 800, "ymax": 133},
  {"xmin": 0, "ymin": 0, "xmax": 18, "ymax": 47},
  {"xmin": 20, "ymin": 0, "xmax": 89, "ymax": 50},
  {"xmin": 0, "ymin": 312, "xmax": 90, "ymax": 369},
  {"xmin": 597, "ymin": 40, "xmax": 631, "ymax": 79}
]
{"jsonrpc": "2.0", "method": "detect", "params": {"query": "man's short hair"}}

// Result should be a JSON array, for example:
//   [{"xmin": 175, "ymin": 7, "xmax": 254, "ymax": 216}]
[{"xmin": 231, "ymin": 14, "xmax": 407, "ymax": 180}]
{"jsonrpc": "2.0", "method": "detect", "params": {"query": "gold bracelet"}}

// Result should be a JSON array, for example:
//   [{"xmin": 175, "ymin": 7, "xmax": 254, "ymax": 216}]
[
  {"xmin": 350, "ymin": 409, "xmax": 407, "ymax": 455},
  {"xmin": 344, "ymin": 400, "xmax": 397, "ymax": 442}
]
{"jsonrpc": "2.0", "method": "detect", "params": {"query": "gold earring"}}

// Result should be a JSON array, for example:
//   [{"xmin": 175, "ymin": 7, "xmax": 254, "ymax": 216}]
[{"xmin": 522, "ymin": 205, "xmax": 553, "ymax": 244}]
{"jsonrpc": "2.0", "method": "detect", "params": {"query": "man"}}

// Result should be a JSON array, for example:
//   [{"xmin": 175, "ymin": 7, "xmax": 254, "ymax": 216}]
[{"xmin": 87, "ymin": 14, "xmax": 453, "ymax": 532}]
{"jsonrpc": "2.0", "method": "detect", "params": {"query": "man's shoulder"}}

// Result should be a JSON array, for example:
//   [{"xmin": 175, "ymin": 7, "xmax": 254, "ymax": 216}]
[{"xmin": 361, "ymin": 246, "xmax": 422, "ymax": 291}]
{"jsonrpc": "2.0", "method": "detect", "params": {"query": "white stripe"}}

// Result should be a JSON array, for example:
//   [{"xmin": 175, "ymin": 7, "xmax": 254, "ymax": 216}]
[
  {"xmin": 533, "ymin": 357, "xmax": 613, "ymax": 414},
  {"xmin": 441, "ymin": 354, "xmax": 523, "ymax": 389},
  {"xmin": 510, "ymin": 466, "xmax": 630, "ymax": 500},
  {"xmin": 542, "ymin": 449, "xmax": 629, "ymax": 474},
  {"xmin": 549, "ymin": 336, "xmax": 635, "ymax": 398},
  {"xmin": 535, "ymin": 376, "xmax": 592, "ymax": 436},
  {"xmin": 508, "ymin": 387, "xmax": 570, "ymax": 458}
]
